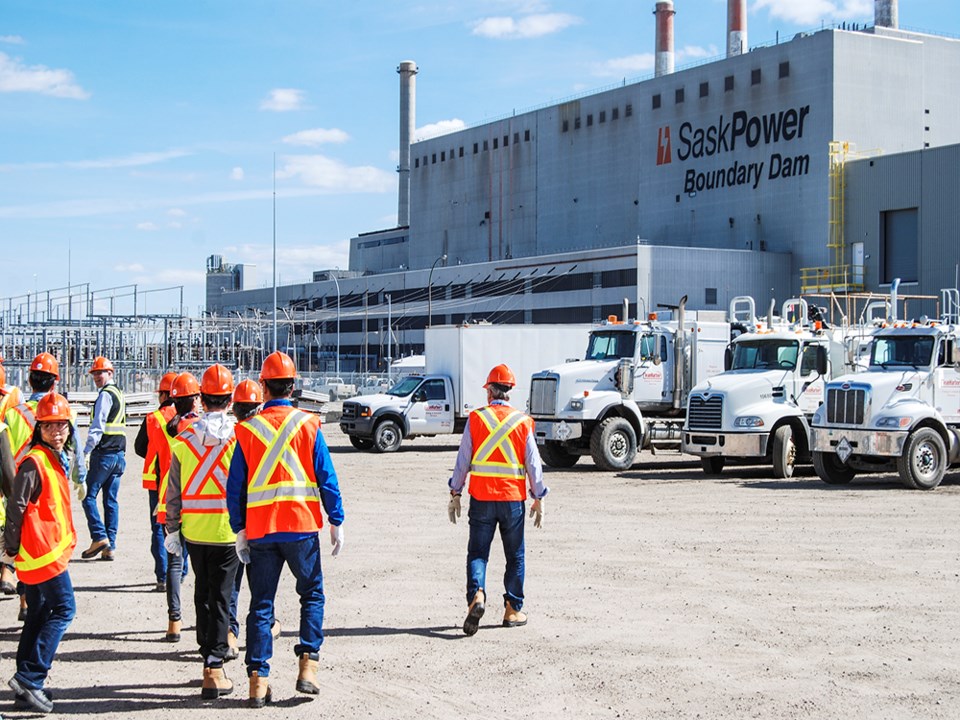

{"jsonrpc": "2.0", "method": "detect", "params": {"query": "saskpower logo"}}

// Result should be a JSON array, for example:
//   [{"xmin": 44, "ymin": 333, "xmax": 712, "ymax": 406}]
[{"xmin": 656, "ymin": 126, "xmax": 672, "ymax": 165}]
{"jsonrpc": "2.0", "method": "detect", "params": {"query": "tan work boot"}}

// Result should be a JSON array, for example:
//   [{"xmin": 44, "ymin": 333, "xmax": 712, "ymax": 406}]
[
  {"xmin": 462, "ymin": 588, "xmax": 485, "ymax": 636},
  {"xmin": 248, "ymin": 672, "xmax": 272, "ymax": 709},
  {"xmin": 80, "ymin": 539, "xmax": 109, "ymax": 559},
  {"xmin": 296, "ymin": 653, "xmax": 320, "ymax": 695},
  {"xmin": 0, "ymin": 564, "xmax": 16, "ymax": 595},
  {"xmin": 502, "ymin": 600, "xmax": 527, "ymax": 628},
  {"xmin": 225, "ymin": 631, "xmax": 240, "ymax": 661},
  {"xmin": 201, "ymin": 665, "xmax": 234, "ymax": 699},
  {"xmin": 100, "ymin": 547, "xmax": 115, "ymax": 561},
  {"xmin": 165, "ymin": 619, "xmax": 181, "ymax": 642}
]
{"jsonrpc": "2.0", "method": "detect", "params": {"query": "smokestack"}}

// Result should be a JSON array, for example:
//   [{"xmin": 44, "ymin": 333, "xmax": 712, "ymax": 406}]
[
  {"xmin": 654, "ymin": 1, "xmax": 676, "ymax": 77},
  {"xmin": 727, "ymin": 0, "xmax": 747, "ymax": 57},
  {"xmin": 875, "ymin": 0, "xmax": 898, "ymax": 28},
  {"xmin": 397, "ymin": 60, "xmax": 418, "ymax": 228}
]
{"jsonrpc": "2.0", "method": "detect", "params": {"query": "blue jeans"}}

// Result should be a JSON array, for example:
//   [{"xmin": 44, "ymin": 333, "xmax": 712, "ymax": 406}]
[
  {"xmin": 164, "ymin": 531, "xmax": 189, "ymax": 621},
  {"xmin": 245, "ymin": 534, "xmax": 324, "ymax": 677},
  {"xmin": 16, "ymin": 570, "xmax": 76, "ymax": 690},
  {"xmin": 466, "ymin": 499, "xmax": 525, "ymax": 610},
  {"xmin": 148, "ymin": 490, "xmax": 167, "ymax": 582},
  {"xmin": 83, "ymin": 450, "xmax": 125, "ymax": 548}
]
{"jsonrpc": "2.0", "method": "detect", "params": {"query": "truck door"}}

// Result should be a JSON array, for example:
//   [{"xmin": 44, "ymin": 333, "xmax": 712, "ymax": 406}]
[
  {"xmin": 633, "ymin": 333, "xmax": 671, "ymax": 405},
  {"xmin": 933, "ymin": 339, "xmax": 960, "ymax": 423},
  {"xmin": 797, "ymin": 342, "xmax": 826, "ymax": 414},
  {"xmin": 406, "ymin": 378, "xmax": 455, "ymax": 435}
]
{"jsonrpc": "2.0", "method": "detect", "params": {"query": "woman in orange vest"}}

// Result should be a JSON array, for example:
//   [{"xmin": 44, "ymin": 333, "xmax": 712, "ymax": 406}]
[{"xmin": 2, "ymin": 393, "xmax": 83, "ymax": 714}]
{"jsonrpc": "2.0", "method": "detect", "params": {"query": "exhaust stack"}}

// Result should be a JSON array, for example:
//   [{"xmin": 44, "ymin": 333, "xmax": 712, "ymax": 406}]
[
  {"xmin": 727, "ymin": 0, "xmax": 747, "ymax": 57},
  {"xmin": 875, "ymin": 0, "xmax": 898, "ymax": 29},
  {"xmin": 397, "ymin": 60, "xmax": 418, "ymax": 228},
  {"xmin": 654, "ymin": 1, "xmax": 676, "ymax": 77}
]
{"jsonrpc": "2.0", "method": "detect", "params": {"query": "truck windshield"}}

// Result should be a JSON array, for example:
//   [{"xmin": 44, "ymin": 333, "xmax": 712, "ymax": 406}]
[
  {"xmin": 586, "ymin": 331, "xmax": 637, "ymax": 360},
  {"xmin": 732, "ymin": 340, "xmax": 799, "ymax": 370},
  {"xmin": 870, "ymin": 336, "xmax": 934, "ymax": 368},
  {"xmin": 386, "ymin": 377, "xmax": 422, "ymax": 397}
]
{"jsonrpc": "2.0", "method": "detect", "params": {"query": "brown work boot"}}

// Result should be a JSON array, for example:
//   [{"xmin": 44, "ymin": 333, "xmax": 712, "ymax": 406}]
[
  {"xmin": 248, "ymin": 672, "xmax": 272, "ymax": 708},
  {"xmin": 80, "ymin": 539, "xmax": 109, "ymax": 559},
  {"xmin": 462, "ymin": 589, "xmax": 485, "ymax": 636},
  {"xmin": 100, "ymin": 547, "xmax": 115, "ymax": 561},
  {"xmin": 201, "ymin": 665, "xmax": 234, "ymax": 699},
  {"xmin": 296, "ymin": 653, "xmax": 320, "ymax": 695},
  {"xmin": 165, "ymin": 619, "xmax": 181, "ymax": 642},
  {"xmin": 225, "ymin": 631, "xmax": 240, "ymax": 661},
  {"xmin": 0, "ymin": 564, "xmax": 15, "ymax": 594},
  {"xmin": 502, "ymin": 600, "xmax": 527, "ymax": 628}
]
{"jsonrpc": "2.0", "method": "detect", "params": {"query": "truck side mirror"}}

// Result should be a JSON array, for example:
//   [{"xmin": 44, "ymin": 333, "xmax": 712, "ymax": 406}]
[
  {"xmin": 816, "ymin": 346, "xmax": 828, "ymax": 375},
  {"xmin": 615, "ymin": 358, "xmax": 635, "ymax": 396},
  {"xmin": 948, "ymin": 340, "xmax": 960, "ymax": 366},
  {"xmin": 412, "ymin": 389, "xmax": 426, "ymax": 403},
  {"xmin": 724, "ymin": 347, "xmax": 734, "ymax": 371}
]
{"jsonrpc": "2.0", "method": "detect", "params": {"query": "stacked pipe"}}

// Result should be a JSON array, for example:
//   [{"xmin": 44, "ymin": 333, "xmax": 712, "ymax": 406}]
[
  {"xmin": 727, "ymin": 0, "xmax": 747, "ymax": 57},
  {"xmin": 875, "ymin": 0, "xmax": 898, "ymax": 29},
  {"xmin": 654, "ymin": 1, "xmax": 676, "ymax": 77},
  {"xmin": 397, "ymin": 60, "xmax": 418, "ymax": 228}
]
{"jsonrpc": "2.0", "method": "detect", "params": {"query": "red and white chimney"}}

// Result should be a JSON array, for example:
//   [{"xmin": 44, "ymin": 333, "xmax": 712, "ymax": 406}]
[
  {"xmin": 875, "ymin": 0, "xmax": 898, "ymax": 28},
  {"xmin": 654, "ymin": 1, "xmax": 675, "ymax": 77},
  {"xmin": 727, "ymin": 0, "xmax": 747, "ymax": 57}
]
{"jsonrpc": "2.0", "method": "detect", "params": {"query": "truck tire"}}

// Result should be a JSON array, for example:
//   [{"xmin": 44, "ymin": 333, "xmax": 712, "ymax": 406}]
[
  {"xmin": 700, "ymin": 456, "xmax": 724, "ymax": 475},
  {"xmin": 539, "ymin": 441, "xmax": 579, "ymax": 468},
  {"xmin": 373, "ymin": 419, "xmax": 403, "ymax": 453},
  {"xmin": 897, "ymin": 427, "xmax": 947, "ymax": 490},
  {"xmin": 349, "ymin": 435, "xmax": 374, "ymax": 451},
  {"xmin": 812, "ymin": 451, "xmax": 855, "ymax": 485},
  {"xmin": 590, "ymin": 417, "xmax": 637, "ymax": 471},
  {"xmin": 772, "ymin": 425, "xmax": 796, "ymax": 479}
]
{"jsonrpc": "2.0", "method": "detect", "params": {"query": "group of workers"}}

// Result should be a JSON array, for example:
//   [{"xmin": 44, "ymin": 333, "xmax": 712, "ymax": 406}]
[{"xmin": 0, "ymin": 349, "xmax": 547, "ymax": 713}]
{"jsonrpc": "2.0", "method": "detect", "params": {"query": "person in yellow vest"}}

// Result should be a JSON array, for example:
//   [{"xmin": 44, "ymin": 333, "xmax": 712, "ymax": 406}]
[
  {"xmin": 0, "ymin": 413, "xmax": 18, "ymax": 596},
  {"xmin": 227, "ymin": 351, "xmax": 344, "ymax": 708},
  {"xmin": 0, "ymin": 365, "xmax": 23, "ymax": 420},
  {"xmin": 2, "ymin": 393, "xmax": 84, "ymax": 714},
  {"xmin": 133, "ymin": 372, "xmax": 178, "ymax": 591},
  {"xmin": 79, "ymin": 356, "xmax": 126, "ymax": 561},
  {"xmin": 447, "ymin": 363, "xmax": 547, "ymax": 636},
  {"xmin": 164, "ymin": 364, "xmax": 239, "ymax": 699}
]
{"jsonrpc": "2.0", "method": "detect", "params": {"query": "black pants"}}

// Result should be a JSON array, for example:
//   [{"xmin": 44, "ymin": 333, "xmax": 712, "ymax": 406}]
[{"xmin": 186, "ymin": 542, "xmax": 240, "ymax": 664}]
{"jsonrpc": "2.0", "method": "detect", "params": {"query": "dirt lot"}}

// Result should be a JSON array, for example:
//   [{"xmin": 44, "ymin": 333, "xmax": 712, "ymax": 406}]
[{"xmin": 2, "ymin": 425, "xmax": 959, "ymax": 719}]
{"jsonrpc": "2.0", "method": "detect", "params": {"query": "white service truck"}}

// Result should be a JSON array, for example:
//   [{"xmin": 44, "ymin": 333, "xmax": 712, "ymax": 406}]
[
  {"xmin": 530, "ymin": 298, "xmax": 730, "ymax": 471},
  {"xmin": 810, "ymin": 288, "xmax": 960, "ymax": 490},
  {"xmin": 339, "ymin": 323, "xmax": 590, "ymax": 452},
  {"xmin": 682, "ymin": 296, "xmax": 865, "ymax": 478}
]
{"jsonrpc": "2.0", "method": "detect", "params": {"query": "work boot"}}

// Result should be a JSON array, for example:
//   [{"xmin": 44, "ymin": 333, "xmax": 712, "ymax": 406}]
[
  {"xmin": 80, "ymin": 539, "xmax": 109, "ymax": 559},
  {"xmin": 462, "ymin": 589, "xmax": 485, "ymax": 636},
  {"xmin": 295, "ymin": 652, "xmax": 320, "ymax": 695},
  {"xmin": 0, "ymin": 565, "xmax": 15, "ymax": 595},
  {"xmin": 225, "ymin": 631, "xmax": 240, "ymax": 661},
  {"xmin": 8, "ymin": 677, "xmax": 54, "ymax": 714},
  {"xmin": 165, "ymin": 619, "xmax": 181, "ymax": 642},
  {"xmin": 271, "ymin": 620, "xmax": 282, "ymax": 639},
  {"xmin": 100, "ymin": 547, "xmax": 115, "ymax": 561},
  {"xmin": 155, "ymin": 580, "xmax": 166, "ymax": 593},
  {"xmin": 502, "ymin": 600, "xmax": 527, "ymax": 628},
  {"xmin": 18, "ymin": 595, "xmax": 27, "ymax": 622},
  {"xmin": 201, "ymin": 665, "xmax": 234, "ymax": 699},
  {"xmin": 248, "ymin": 672, "xmax": 272, "ymax": 709},
  {"xmin": 14, "ymin": 686, "xmax": 53, "ymax": 710}
]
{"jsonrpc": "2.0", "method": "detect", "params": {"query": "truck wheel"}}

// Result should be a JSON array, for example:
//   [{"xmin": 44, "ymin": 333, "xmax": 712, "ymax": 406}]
[
  {"xmin": 349, "ymin": 435, "xmax": 374, "ymax": 451},
  {"xmin": 373, "ymin": 419, "xmax": 403, "ymax": 453},
  {"xmin": 539, "ymin": 441, "xmax": 579, "ymax": 468},
  {"xmin": 897, "ymin": 428, "xmax": 947, "ymax": 490},
  {"xmin": 590, "ymin": 417, "xmax": 637, "ymax": 471},
  {"xmin": 700, "ymin": 456, "xmax": 724, "ymax": 475},
  {"xmin": 772, "ymin": 425, "xmax": 796, "ymax": 479},
  {"xmin": 812, "ymin": 451, "xmax": 855, "ymax": 485}
]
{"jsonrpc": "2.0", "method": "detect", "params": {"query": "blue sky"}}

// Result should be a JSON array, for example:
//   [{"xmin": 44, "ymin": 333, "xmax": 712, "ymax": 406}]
[{"xmin": 2, "ymin": 0, "xmax": 958, "ymax": 316}]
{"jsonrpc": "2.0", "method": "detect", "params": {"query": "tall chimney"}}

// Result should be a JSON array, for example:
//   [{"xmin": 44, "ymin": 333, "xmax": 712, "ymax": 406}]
[
  {"xmin": 397, "ymin": 60, "xmax": 418, "ymax": 228},
  {"xmin": 875, "ymin": 0, "xmax": 898, "ymax": 28},
  {"xmin": 654, "ymin": 1, "xmax": 676, "ymax": 77},
  {"xmin": 727, "ymin": 0, "xmax": 747, "ymax": 57}
]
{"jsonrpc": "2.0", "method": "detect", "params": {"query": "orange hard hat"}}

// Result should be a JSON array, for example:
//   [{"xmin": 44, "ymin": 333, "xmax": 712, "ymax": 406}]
[
  {"xmin": 158, "ymin": 372, "xmax": 178, "ymax": 393},
  {"xmin": 89, "ymin": 356, "xmax": 114, "ymax": 374},
  {"xmin": 484, "ymin": 363, "xmax": 516, "ymax": 389},
  {"xmin": 170, "ymin": 372, "xmax": 200, "ymax": 398},
  {"xmin": 201, "ymin": 364, "xmax": 235, "ymax": 396},
  {"xmin": 233, "ymin": 379, "xmax": 263, "ymax": 404},
  {"xmin": 260, "ymin": 351, "xmax": 296, "ymax": 381},
  {"xmin": 31, "ymin": 352, "xmax": 60, "ymax": 380},
  {"xmin": 35, "ymin": 392, "xmax": 72, "ymax": 422}
]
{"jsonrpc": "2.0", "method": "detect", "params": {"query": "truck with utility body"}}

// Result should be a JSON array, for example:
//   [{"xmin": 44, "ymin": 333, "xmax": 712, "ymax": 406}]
[
  {"xmin": 339, "ymin": 323, "xmax": 590, "ymax": 452},
  {"xmin": 529, "ymin": 298, "xmax": 730, "ymax": 471}
]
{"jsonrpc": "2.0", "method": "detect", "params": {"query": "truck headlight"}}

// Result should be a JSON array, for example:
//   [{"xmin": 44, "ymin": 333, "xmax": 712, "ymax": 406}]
[
  {"xmin": 734, "ymin": 416, "xmax": 764, "ymax": 428},
  {"xmin": 359, "ymin": 406, "xmax": 372, "ymax": 417},
  {"xmin": 570, "ymin": 399, "xmax": 584, "ymax": 411},
  {"xmin": 876, "ymin": 416, "xmax": 911, "ymax": 429}
]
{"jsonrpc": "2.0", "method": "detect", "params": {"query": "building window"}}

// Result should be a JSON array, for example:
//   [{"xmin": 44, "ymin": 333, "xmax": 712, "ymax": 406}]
[
  {"xmin": 524, "ymin": 129, "xmax": 530, "ymax": 141},
  {"xmin": 574, "ymin": 117, "xmax": 581, "ymax": 129},
  {"xmin": 459, "ymin": 146, "xmax": 464, "ymax": 157},
  {"xmin": 431, "ymin": 153, "xmax": 436, "ymax": 164},
  {"xmin": 562, "ymin": 119, "xmax": 569, "ymax": 132},
  {"xmin": 652, "ymin": 94, "xmax": 661, "ymax": 110},
  {"xmin": 440, "ymin": 151, "xmax": 445, "ymax": 161},
  {"xmin": 612, "ymin": 107, "xmax": 619, "ymax": 120},
  {"xmin": 493, "ymin": 138, "xmax": 498, "ymax": 149},
  {"xmin": 473, "ymin": 143, "xmax": 478, "ymax": 154},
  {"xmin": 724, "ymin": 75, "xmax": 734, "ymax": 91},
  {"xmin": 880, "ymin": 208, "xmax": 919, "ymax": 283},
  {"xmin": 699, "ymin": 81, "xmax": 709, "ymax": 98},
  {"xmin": 514, "ymin": 132, "xmax": 520, "ymax": 143},
  {"xmin": 779, "ymin": 61, "xmax": 790, "ymax": 78},
  {"xmin": 503, "ymin": 134, "xmax": 508, "ymax": 146},
  {"xmin": 586, "ymin": 114, "xmax": 593, "ymax": 127},
  {"xmin": 705, "ymin": 288, "xmax": 718, "ymax": 305},
  {"xmin": 751, "ymin": 68, "xmax": 761, "ymax": 85},
  {"xmin": 599, "ymin": 110, "xmax": 606, "ymax": 123},
  {"xmin": 414, "ymin": 158, "xmax": 419, "ymax": 168},
  {"xmin": 450, "ymin": 148, "xmax": 454, "ymax": 159},
  {"xmin": 625, "ymin": 103, "xmax": 633, "ymax": 117},
  {"xmin": 675, "ymin": 88, "xmax": 684, "ymax": 104},
  {"xmin": 483, "ymin": 140, "xmax": 488, "ymax": 151}
]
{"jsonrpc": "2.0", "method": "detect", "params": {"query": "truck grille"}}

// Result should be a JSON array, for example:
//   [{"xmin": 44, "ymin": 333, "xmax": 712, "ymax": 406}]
[
  {"xmin": 687, "ymin": 394, "xmax": 722, "ymax": 430},
  {"xmin": 826, "ymin": 387, "xmax": 865, "ymax": 425},
  {"xmin": 529, "ymin": 377, "xmax": 558, "ymax": 416},
  {"xmin": 341, "ymin": 402, "xmax": 358, "ymax": 420}
]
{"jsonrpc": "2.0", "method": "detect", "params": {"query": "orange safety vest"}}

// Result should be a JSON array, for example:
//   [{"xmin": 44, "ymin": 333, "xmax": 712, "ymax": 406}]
[
  {"xmin": 155, "ymin": 415, "xmax": 198, "ymax": 524},
  {"xmin": 234, "ymin": 404, "xmax": 322, "ymax": 541},
  {"xmin": 143, "ymin": 405, "xmax": 177, "ymax": 490},
  {"xmin": 175, "ymin": 424, "xmax": 237, "ymax": 544},
  {"xmin": 467, "ymin": 404, "xmax": 533, "ymax": 502},
  {"xmin": 14, "ymin": 445, "xmax": 77, "ymax": 585}
]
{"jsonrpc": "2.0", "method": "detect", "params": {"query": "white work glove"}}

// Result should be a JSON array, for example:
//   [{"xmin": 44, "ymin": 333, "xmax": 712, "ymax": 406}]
[
  {"xmin": 163, "ymin": 532, "xmax": 181, "ymax": 557},
  {"xmin": 529, "ymin": 498, "xmax": 544, "ymax": 529},
  {"xmin": 84, "ymin": 453, "xmax": 91, "ymax": 471},
  {"xmin": 74, "ymin": 481, "xmax": 87, "ymax": 501},
  {"xmin": 447, "ymin": 494, "xmax": 461, "ymax": 524},
  {"xmin": 235, "ymin": 529, "xmax": 250, "ymax": 565},
  {"xmin": 329, "ymin": 524, "xmax": 344, "ymax": 557}
]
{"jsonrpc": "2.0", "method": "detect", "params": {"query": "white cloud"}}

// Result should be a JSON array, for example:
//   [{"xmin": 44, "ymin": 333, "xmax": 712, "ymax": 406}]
[
  {"xmin": 415, "ymin": 119, "xmax": 467, "ymax": 142},
  {"xmin": 167, "ymin": 208, "xmax": 187, "ymax": 217},
  {"xmin": 222, "ymin": 242, "xmax": 350, "ymax": 284},
  {"xmin": 114, "ymin": 262, "xmax": 145, "ymax": 273},
  {"xmin": 0, "ymin": 149, "xmax": 190, "ymax": 172},
  {"xmin": 136, "ymin": 222, "xmax": 159, "ymax": 231},
  {"xmin": 260, "ymin": 88, "xmax": 304, "ymax": 112},
  {"xmin": 472, "ymin": 13, "xmax": 581, "ymax": 39},
  {"xmin": 754, "ymin": 0, "xmax": 871, "ymax": 25},
  {"xmin": 275, "ymin": 155, "xmax": 395, "ymax": 192},
  {"xmin": 231, "ymin": 166, "xmax": 244, "ymax": 181},
  {"xmin": 0, "ymin": 51, "xmax": 90, "ymax": 99},
  {"xmin": 0, "ymin": 36, "xmax": 25, "ymax": 45},
  {"xmin": 282, "ymin": 128, "xmax": 350, "ymax": 146},
  {"xmin": 594, "ymin": 53, "xmax": 655, "ymax": 77},
  {"xmin": 677, "ymin": 45, "xmax": 720, "ymax": 62}
]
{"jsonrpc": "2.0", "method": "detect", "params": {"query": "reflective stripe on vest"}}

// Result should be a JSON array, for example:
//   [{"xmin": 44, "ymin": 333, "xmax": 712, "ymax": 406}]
[
  {"xmin": 155, "ymin": 416, "xmax": 197, "ymax": 524},
  {"xmin": 6, "ymin": 401, "xmax": 38, "ymax": 467},
  {"xmin": 469, "ymin": 407, "xmax": 526, "ymax": 479},
  {"xmin": 102, "ymin": 384, "xmax": 126, "ymax": 435},
  {"xmin": 176, "ymin": 427, "xmax": 237, "ymax": 544},
  {"xmin": 243, "ymin": 411, "xmax": 319, "ymax": 507}
]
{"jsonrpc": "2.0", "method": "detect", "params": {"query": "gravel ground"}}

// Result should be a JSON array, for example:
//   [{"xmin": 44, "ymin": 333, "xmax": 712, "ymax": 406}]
[{"xmin": 1, "ymin": 426, "xmax": 959, "ymax": 719}]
